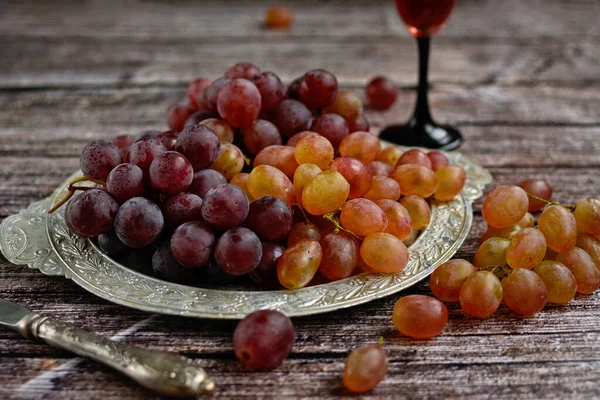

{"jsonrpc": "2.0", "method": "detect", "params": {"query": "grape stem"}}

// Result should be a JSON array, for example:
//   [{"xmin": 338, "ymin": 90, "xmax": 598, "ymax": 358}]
[
  {"xmin": 378, "ymin": 336, "xmax": 384, "ymax": 347},
  {"xmin": 322, "ymin": 211, "xmax": 361, "ymax": 241},
  {"xmin": 526, "ymin": 193, "xmax": 575, "ymax": 211},
  {"xmin": 48, "ymin": 175, "xmax": 106, "ymax": 214},
  {"xmin": 480, "ymin": 265, "xmax": 512, "ymax": 280},
  {"xmin": 293, "ymin": 203, "xmax": 310, "ymax": 224}
]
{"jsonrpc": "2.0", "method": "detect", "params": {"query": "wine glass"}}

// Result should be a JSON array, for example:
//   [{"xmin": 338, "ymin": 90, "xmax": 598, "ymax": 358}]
[{"xmin": 379, "ymin": 0, "xmax": 462, "ymax": 150}]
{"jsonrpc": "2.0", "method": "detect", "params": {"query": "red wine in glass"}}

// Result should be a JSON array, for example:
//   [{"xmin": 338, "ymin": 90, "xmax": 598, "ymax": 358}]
[{"xmin": 379, "ymin": 0, "xmax": 462, "ymax": 150}]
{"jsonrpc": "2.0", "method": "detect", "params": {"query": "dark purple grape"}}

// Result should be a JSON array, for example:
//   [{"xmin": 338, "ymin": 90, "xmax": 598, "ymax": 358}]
[
  {"xmin": 188, "ymin": 169, "xmax": 227, "ymax": 198},
  {"xmin": 347, "ymin": 114, "xmax": 370, "ymax": 133},
  {"xmin": 114, "ymin": 197, "xmax": 164, "ymax": 248},
  {"xmin": 117, "ymin": 248, "xmax": 154, "ymax": 274},
  {"xmin": 206, "ymin": 262, "xmax": 237, "ymax": 285},
  {"xmin": 134, "ymin": 130, "xmax": 161, "ymax": 142},
  {"xmin": 156, "ymin": 130, "xmax": 178, "ymax": 150},
  {"xmin": 233, "ymin": 309, "xmax": 294, "ymax": 370},
  {"xmin": 310, "ymin": 113, "xmax": 349, "ymax": 148},
  {"xmin": 252, "ymin": 71, "xmax": 286, "ymax": 114},
  {"xmin": 286, "ymin": 77, "xmax": 302, "ymax": 100},
  {"xmin": 299, "ymin": 69, "xmax": 338, "ymax": 110},
  {"xmin": 127, "ymin": 138, "xmax": 167, "ymax": 182},
  {"xmin": 202, "ymin": 77, "xmax": 232, "ymax": 112},
  {"xmin": 112, "ymin": 134, "xmax": 135, "ymax": 149},
  {"xmin": 273, "ymin": 99, "xmax": 312, "ymax": 137},
  {"xmin": 152, "ymin": 242, "xmax": 196, "ymax": 283},
  {"xmin": 201, "ymin": 184, "xmax": 249, "ymax": 231},
  {"xmin": 175, "ymin": 124, "xmax": 221, "ymax": 171},
  {"xmin": 163, "ymin": 192, "xmax": 203, "ymax": 232},
  {"xmin": 245, "ymin": 196, "xmax": 292, "ymax": 242},
  {"xmin": 167, "ymin": 102, "xmax": 196, "ymax": 132},
  {"xmin": 170, "ymin": 221, "xmax": 216, "ymax": 268},
  {"xmin": 249, "ymin": 243, "xmax": 285, "ymax": 289},
  {"xmin": 149, "ymin": 151, "xmax": 194, "ymax": 195},
  {"xmin": 106, "ymin": 163, "xmax": 144, "ymax": 203},
  {"xmin": 65, "ymin": 189, "xmax": 119, "ymax": 237},
  {"xmin": 242, "ymin": 119, "xmax": 282, "ymax": 155},
  {"xmin": 98, "ymin": 230, "xmax": 127, "ymax": 256},
  {"xmin": 214, "ymin": 227, "xmax": 262, "ymax": 275},
  {"xmin": 184, "ymin": 110, "xmax": 220, "ymax": 129},
  {"xmin": 80, "ymin": 140, "xmax": 122, "ymax": 181},
  {"xmin": 226, "ymin": 62, "xmax": 260, "ymax": 79}
]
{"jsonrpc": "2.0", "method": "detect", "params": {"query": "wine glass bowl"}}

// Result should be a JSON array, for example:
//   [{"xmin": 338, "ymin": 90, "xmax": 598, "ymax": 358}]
[
  {"xmin": 380, "ymin": 0, "xmax": 462, "ymax": 151},
  {"xmin": 395, "ymin": 0, "xmax": 457, "ymax": 37}
]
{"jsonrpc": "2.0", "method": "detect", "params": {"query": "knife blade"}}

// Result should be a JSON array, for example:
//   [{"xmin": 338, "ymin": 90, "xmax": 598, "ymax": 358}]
[
  {"xmin": 0, "ymin": 297, "xmax": 214, "ymax": 397},
  {"xmin": 0, "ymin": 298, "xmax": 31, "ymax": 332}
]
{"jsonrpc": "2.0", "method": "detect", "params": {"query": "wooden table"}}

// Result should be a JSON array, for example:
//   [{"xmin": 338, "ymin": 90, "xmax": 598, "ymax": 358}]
[{"xmin": 1, "ymin": 0, "xmax": 599, "ymax": 398}]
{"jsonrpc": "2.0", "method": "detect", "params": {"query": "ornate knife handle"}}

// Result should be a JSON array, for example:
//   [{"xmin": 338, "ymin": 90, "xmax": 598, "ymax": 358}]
[{"xmin": 17, "ymin": 314, "xmax": 214, "ymax": 397}]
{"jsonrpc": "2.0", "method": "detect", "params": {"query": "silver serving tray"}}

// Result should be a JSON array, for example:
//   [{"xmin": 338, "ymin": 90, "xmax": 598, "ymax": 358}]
[{"xmin": 0, "ymin": 145, "xmax": 491, "ymax": 319}]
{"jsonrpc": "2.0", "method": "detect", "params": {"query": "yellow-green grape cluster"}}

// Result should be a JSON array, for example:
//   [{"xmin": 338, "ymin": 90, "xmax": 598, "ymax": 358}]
[{"xmin": 428, "ymin": 179, "xmax": 600, "ymax": 322}]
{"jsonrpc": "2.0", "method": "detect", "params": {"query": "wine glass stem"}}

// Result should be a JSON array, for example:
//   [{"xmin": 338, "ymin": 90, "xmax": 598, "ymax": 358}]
[{"xmin": 413, "ymin": 36, "xmax": 433, "ymax": 125}]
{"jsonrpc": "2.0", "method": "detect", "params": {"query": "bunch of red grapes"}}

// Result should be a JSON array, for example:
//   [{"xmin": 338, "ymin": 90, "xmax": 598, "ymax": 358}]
[{"xmin": 60, "ymin": 62, "xmax": 466, "ymax": 291}]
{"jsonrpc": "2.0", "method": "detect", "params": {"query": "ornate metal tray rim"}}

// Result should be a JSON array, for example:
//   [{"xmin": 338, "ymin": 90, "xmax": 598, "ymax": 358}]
[{"xmin": 0, "ymin": 144, "xmax": 491, "ymax": 319}]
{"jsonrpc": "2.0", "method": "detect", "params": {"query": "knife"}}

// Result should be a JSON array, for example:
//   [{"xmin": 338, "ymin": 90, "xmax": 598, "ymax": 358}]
[{"xmin": 0, "ymin": 298, "xmax": 214, "ymax": 397}]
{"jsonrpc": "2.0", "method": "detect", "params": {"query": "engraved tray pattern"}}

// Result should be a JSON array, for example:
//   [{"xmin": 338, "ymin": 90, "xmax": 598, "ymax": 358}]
[{"xmin": 0, "ymin": 145, "xmax": 491, "ymax": 319}]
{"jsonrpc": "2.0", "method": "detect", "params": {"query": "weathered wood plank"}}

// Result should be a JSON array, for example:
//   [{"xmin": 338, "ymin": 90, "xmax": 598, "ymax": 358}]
[
  {"xmin": 1, "ymin": 85, "xmax": 598, "ymax": 131},
  {"xmin": 1, "ymin": 36, "xmax": 597, "ymax": 88},
  {"xmin": 1, "ymin": 0, "xmax": 598, "ymax": 40}
]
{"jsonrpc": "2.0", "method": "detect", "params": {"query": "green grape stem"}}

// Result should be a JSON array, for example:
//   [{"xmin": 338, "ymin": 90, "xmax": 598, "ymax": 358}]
[
  {"xmin": 378, "ymin": 336, "xmax": 384, "ymax": 347},
  {"xmin": 48, "ymin": 175, "xmax": 106, "ymax": 214},
  {"xmin": 526, "ymin": 193, "xmax": 575, "ymax": 211},
  {"xmin": 322, "ymin": 210, "xmax": 361, "ymax": 241},
  {"xmin": 480, "ymin": 265, "xmax": 512, "ymax": 280}
]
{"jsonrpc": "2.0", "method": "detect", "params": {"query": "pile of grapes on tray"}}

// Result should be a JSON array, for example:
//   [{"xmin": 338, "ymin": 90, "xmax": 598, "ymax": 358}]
[
  {"xmin": 53, "ymin": 62, "xmax": 468, "ymax": 289},
  {"xmin": 45, "ymin": 60, "xmax": 600, "ymax": 392}
]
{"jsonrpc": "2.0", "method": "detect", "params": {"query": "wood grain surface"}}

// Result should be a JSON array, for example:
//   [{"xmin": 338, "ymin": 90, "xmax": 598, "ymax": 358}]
[{"xmin": 1, "ymin": 0, "xmax": 599, "ymax": 399}]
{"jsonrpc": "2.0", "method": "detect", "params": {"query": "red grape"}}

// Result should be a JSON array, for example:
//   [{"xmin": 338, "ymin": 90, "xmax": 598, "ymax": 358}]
[
  {"xmin": 233, "ymin": 310, "xmax": 294, "ymax": 370},
  {"xmin": 225, "ymin": 62, "xmax": 260, "ymax": 79},
  {"xmin": 114, "ymin": 197, "xmax": 164, "ymax": 248},
  {"xmin": 112, "ymin": 134, "xmax": 135, "ymax": 149},
  {"xmin": 163, "ymin": 192, "xmax": 203, "ymax": 232},
  {"xmin": 251, "ymin": 71, "xmax": 286, "ymax": 114},
  {"xmin": 65, "ymin": 189, "xmax": 119, "ymax": 237},
  {"xmin": 288, "ymin": 222, "xmax": 321, "ymax": 247},
  {"xmin": 519, "ymin": 179, "xmax": 553, "ymax": 212},
  {"xmin": 149, "ymin": 151, "xmax": 194, "ymax": 195},
  {"xmin": 175, "ymin": 124, "xmax": 221, "ymax": 171},
  {"xmin": 106, "ymin": 163, "xmax": 144, "ymax": 203},
  {"xmin": 329, "ymin": 156, "xmax": 373, "ymax": 198},
  {"xmin": 188, "ymin": 169, "xmax": 227, "ymax": 198},
  {"xmin": 201, "ymin": 184, "xmax": 249, "ymax": 230},
  {"xmin": 201, "ymin": 77, "xmax": 232, "ymax": 112},
  {"xmin": 392, "ymin": 295, "xmax": 448, "ymax": 338},
  {"xmin": 310, "ymin": 113, "xmax": 349, "ymax": 149},
  {"xmin": 152, "ymin": 242, "xmax": 196, "ymax": 283},
  {"xmin": 167, "ymin": 102, "xmax": 196, "ymax": 132},
  {"xmin": 299, "ymin": 69, "xmax": 338, "ymax": 109},
  {"xmin": 249, "ymin": 243, "xmax": 285, "ymax": 289},
  {"xmin": 366, "ymin": 76, "xmax": 398, "ymax": 110},
  {"xmin": 347, "ymin": 114, "xmax": 370, "ymax": 133},
  {"xmin": 319, "ymin": 231, "xmax": 359, "ymax": 281},
  {"xmin": 127, "ymin": 138, "xmax": 167, "ymax": 182},
  {"xmin": 217, "ymin": 79, "xmax": 262, "ymax": 128},
  {"xmin": 265, "ymin": 6, "xmax": 294, "ymax": 29},
  {"xmin": 184, "ymin": 109, "xmax": 220, "ymax": 129},
  {"xmin": 286, "ymin": 77, "xmax": 302, "ymax": 100},
  {"xmin": 273, "ymin": 99, "xmax": 313, "ymax": 137},
  {"xmin": 245, "ymin": 196, "xmax": 293, "ymax": 242},
  {"xmin": 170, "ymin": 221, "xmax": 216, "ymax": 268},
  {"xmin": 215, "ymin": 227, "xmax": 263, "ymax": 275},
  {"xmin": 187, "ymin": 77, "xmax": 212, "ymax": 108},
  {"xmin": 98, "ymin": 230, "xmax": 126, "ymax": 256},
  {"xmin": 242, "ymin": 119, "xmax": 283, "ymax": 155},
  {"xmin": 156, "ymin": 130, "xmax": 178, "ymax": 151},
  {"xmin": 343, "ymin": 345, "xmax": 387, "ymax": 393},
  {"xmin": 427, "ymin": 151, "xmax": 449, "ymax": 172},
  {"xmin": 80, "ymin": 140, "xmax": 122, "ymax": 181}
]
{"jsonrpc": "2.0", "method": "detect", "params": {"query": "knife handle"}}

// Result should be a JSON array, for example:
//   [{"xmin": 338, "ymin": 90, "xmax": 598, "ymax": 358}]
[{"xmin": 18, "ymin": 314, "xmax": 214, "ymax": 397}]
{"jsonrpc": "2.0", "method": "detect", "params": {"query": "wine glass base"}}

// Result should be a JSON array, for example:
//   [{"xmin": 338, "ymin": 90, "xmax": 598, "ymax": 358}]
[{"xmin": 378, "ymin": 122, "xmax": 463, "ymax": 151}]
